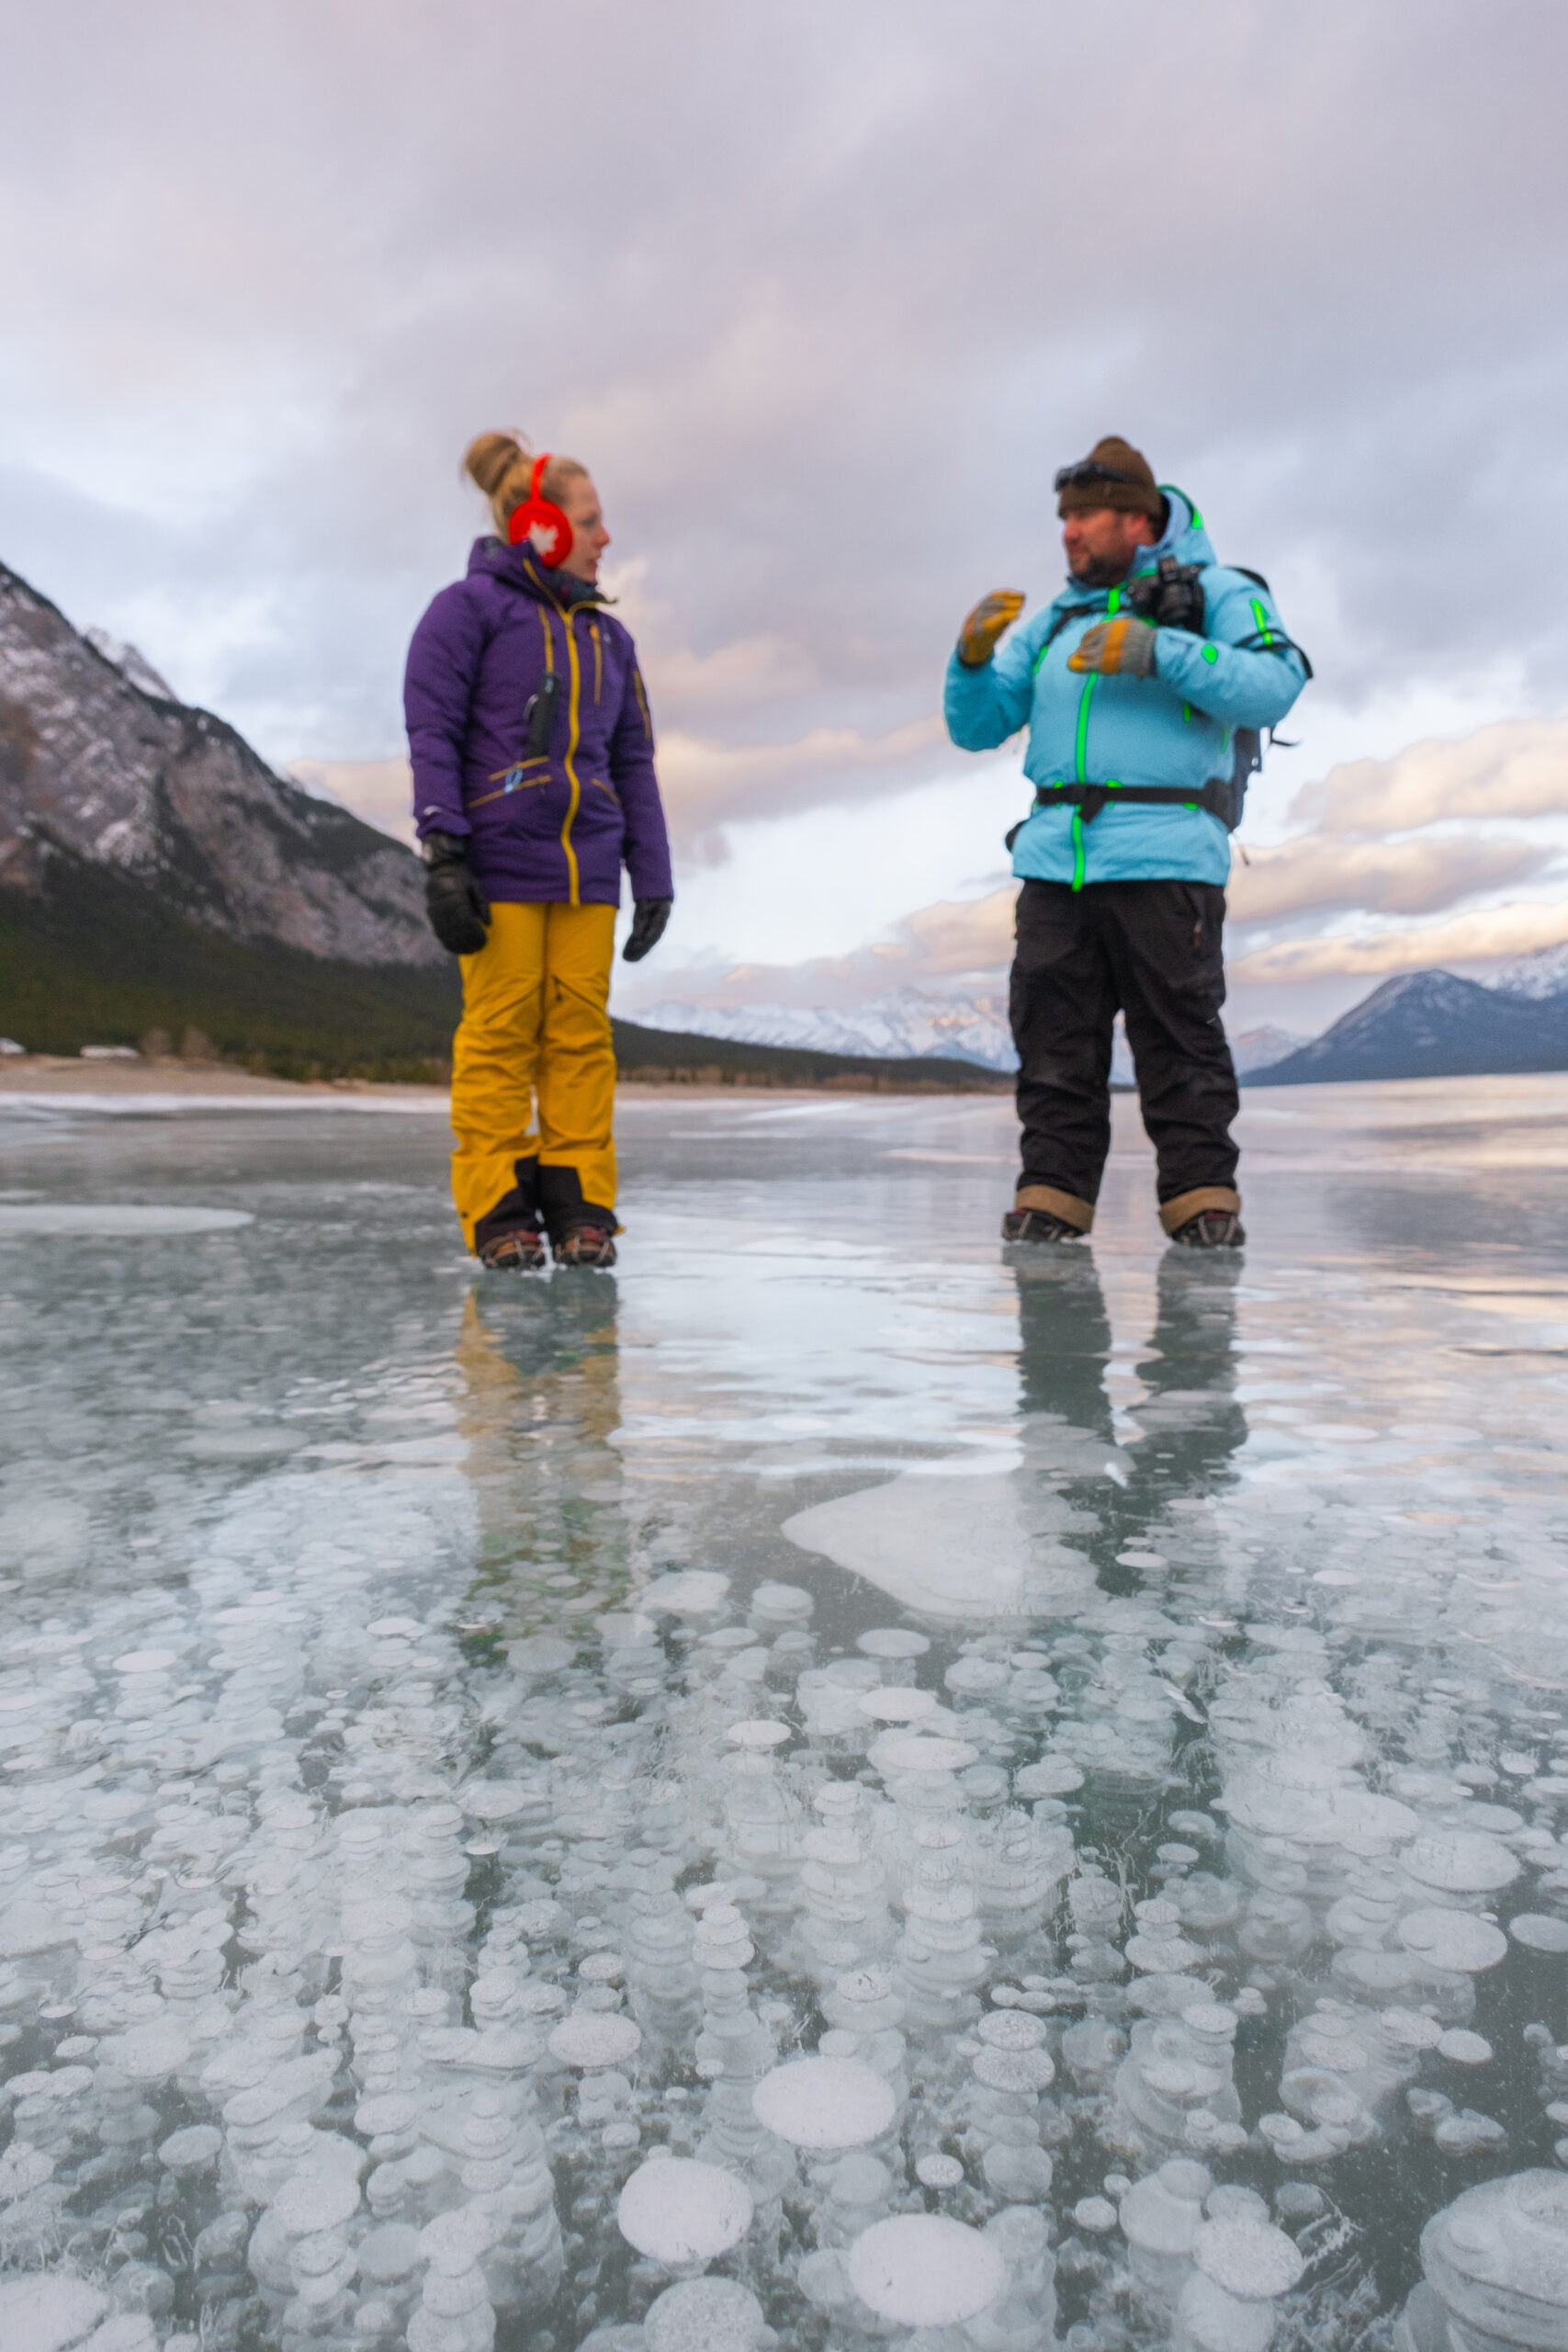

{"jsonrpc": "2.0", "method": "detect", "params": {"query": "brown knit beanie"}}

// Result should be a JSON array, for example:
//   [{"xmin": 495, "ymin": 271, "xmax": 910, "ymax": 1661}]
[{"xmin": 1056, "ymin": 435, "xmax": 1164, "ymax": 520}]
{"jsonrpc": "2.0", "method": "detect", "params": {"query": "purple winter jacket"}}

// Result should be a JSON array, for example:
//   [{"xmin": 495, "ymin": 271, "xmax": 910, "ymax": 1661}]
[{"xmin": 403, "ymin": 537, "xmax": 674, "ymax": 906}]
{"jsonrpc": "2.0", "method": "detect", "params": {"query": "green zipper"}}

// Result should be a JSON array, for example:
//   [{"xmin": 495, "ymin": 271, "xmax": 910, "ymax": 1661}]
[{"xmin": 1067, "ymin": 586, "xmax": 1118, "ymax": 890}]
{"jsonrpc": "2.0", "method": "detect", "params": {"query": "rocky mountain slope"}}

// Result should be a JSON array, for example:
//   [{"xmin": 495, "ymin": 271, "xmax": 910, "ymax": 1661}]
[{"xmin": 0, "ymin": 558, "xmax": 440, "ymax": 967}]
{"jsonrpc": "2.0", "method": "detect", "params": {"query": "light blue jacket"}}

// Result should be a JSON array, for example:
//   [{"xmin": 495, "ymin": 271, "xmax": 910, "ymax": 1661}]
[{"xmin": 944, "ymin": 489, "xmax": 1308, "ymax": 888}]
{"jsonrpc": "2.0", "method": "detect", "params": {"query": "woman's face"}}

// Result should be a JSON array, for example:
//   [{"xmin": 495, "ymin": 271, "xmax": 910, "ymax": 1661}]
[{"xmin": 553, "ymin": 474, "xmax": 611, "ymax": 583}]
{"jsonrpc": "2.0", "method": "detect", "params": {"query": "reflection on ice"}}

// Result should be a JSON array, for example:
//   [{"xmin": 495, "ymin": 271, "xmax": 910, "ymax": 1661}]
[{"xmin": 2, "ymin": 1083, "xmax": 1568, "ymax": 2346}]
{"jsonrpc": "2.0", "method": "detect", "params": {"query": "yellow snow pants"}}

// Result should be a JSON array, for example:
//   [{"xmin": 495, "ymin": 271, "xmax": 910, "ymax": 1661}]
[{"xmin": 449, "ymin": 900, "xmax": 618, "ymax": 1251}]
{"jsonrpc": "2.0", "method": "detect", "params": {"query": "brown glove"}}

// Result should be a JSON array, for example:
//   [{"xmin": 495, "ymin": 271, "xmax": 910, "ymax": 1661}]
[
  {"xmin": 1067, "ymin": 616, "xmax": 1158, "ymax": 677},
  {"xmin": 957, "ymin": 590, "xmax": 1026, "ymax": 668}
]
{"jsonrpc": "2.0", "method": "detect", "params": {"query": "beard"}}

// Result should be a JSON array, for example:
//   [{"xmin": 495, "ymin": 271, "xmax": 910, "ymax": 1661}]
[{"xmin": 1068, "ymin": 549, "xmax": 1133, "ymax": 588}]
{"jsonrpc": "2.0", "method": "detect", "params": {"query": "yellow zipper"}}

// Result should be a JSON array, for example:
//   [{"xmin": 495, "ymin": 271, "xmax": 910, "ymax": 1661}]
[{"xmin": 560, "ymin": 616, "xmax": 582, "ymax": 905}]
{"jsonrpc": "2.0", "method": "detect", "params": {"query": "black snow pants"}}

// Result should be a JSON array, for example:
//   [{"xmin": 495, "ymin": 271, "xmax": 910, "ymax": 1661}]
[{"xmin": 1009, "ymin": 877, "xmax": 1241, "ymax": 1237}]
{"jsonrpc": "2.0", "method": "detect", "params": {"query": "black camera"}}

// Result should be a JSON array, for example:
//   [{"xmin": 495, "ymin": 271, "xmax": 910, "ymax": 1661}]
[{"xmin": 1125, "ymin": 555, "xmax": 1205, "ymax": 637}]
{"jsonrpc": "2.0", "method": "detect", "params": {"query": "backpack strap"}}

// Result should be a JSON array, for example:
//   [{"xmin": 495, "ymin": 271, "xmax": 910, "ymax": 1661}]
[{"xmin": 1030, "ymin": 603, "xmax": 1100, "ymax": 676}]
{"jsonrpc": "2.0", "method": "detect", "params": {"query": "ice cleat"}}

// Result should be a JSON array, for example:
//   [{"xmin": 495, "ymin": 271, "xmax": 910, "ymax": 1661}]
[
  {"xmin": 1168, "ymin": 1209, "xmax": 1246, "ymax": 1250},
  {"xmin": 553, "ymin": 1222, "xmax": 618, "ymax": 1269},
  {"xmin": 1002, "ymin": 1208, "xmax": 1083, "ymax": 1245},
  {"xmin": 477, "ymin": 1226, "xmax": 547, "ymax": 1272}
]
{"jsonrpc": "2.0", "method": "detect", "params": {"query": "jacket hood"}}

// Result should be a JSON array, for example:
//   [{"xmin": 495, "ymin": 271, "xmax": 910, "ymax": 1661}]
[
  {"xmin": 1145, "ymin": 485, "xmax": 1216, "ymax": 570},
  {"xmin": 466, "ymin": 536, "xmax": 610, "ymax": 608}
]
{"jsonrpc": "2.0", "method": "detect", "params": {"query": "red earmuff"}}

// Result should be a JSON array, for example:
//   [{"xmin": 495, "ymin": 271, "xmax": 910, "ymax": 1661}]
[{"xmin": 506, "ymin": 453, "xmax": 573, "ymax": 567}]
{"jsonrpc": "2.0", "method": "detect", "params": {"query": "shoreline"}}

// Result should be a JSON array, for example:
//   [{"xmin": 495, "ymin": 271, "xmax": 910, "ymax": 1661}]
[{"xmin": 0, "ymin": 1055, "xmax": 1010, "ymax": 1102}]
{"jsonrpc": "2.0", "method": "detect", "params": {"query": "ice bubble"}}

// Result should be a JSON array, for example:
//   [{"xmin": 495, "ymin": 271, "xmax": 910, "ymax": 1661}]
[
  {"xmin": 508, "ymin": 1634, "xmax": 575, "ymax": 1671},
  {"xmin": 596, "ymin": 1610, "xmax": 656, "ymax": 1640},
  {"xmin": 0, "ymin": 2274, "xmax": 109, "ymax": 2351},
  {"xmin": 458, "ymin": 1781, "xmax": 542, "ymax": 1822},
  {"xmin": 916, "ymin": 2152, "xmax": 964, "ymax": 2188},
  {"xmin": 752, "ymin": 2054, "xmax": 897, "ymax": 2148},
  {"xmin": 616, "ymin": 2156, "xmax": 754, "ymax": 2263},
  {"xmin": 945, "ymin": 1657, "xmax": 1010, "ymax": 1694},
  {"xmin": 750, "ymin": 1581, "xmax": 814, "ymax": 1624},
  {"xmin": 0, "ymin": 2144, "xmax": 55, "ymax": 2198},
  {"xmin": 973, "ymin": 2045, "xmax": 1055, "ymax": 2093},
  {"xmin": 1177, "ymin": 2271, "xmax": 1278, "ymax": 2352},
  {"xmin": 1380, "ymin": 2007, "xmax": 1445, "ymax": 2051},
  {"xmin": 111, "ymin": 1649, "xmax": 179, "ymax": 1674},
  {"xmin": 272, "ymin": 2169, "xmax": 360, "ymax": 2234},
  {"xmin": 0, "ymin": 1903, "xmax": 68, "ymax": 1957},
  {"xmin": 868, "ymin": 1732, "xmax": 979, "ymax": 1775},
  {"xmin": 1511, "ymin": 1913, "xmax": 1568, "ymax": 1953},
  {"xmin": 644, "ymin": 2278, "xmax": 766, "ymax": 2352},
  {"xmin": 1398, "ymin": 1909, "xmax": 1509, "ymax": 1973},
  {"xmin": 978, "ymin": 2009, "xmax": 1047, "ymax": 2051},
  {"xmin": 158, "ymin": 2124, "xmax": 221, "ymax": 2172},
  {"xmin": 342, "ymin": 1895, "xmax": 415, "ymax": 1941},
  {"xmin": 642, "ymin": 1572, "xmax": 731, "ymax": 1617},
  {"xmin": 1013, "ymin": 1759, "xmax": 1085, "ymax": 1796},
  {"xmin": 1437, "ymin": 2029, "xmax": 1493, "ymax": 2066},
  {"xmin": 724, "ymin": 1719, "xmax": 791, "ymax": 1747},
  {"xmin": 1419, "ymin": 2170, "xmax": 1568, "ymax": 2343},
  {"xmin": 847, "ymin": 2213, "xmax": 1006, "ymax": 2326},
  {"xmin": 548, "ymin": 2012, "xmax": 643, "ymax": 2069},
  {"xmin": 366, "ymin": 1616, "xmax": 423, "ymax": 1638},
  {"xmin": 1193, "ymin": 2216, "xmax": 1305, "ymax": 2298},
  {"xmin": 857, "ymin": 1689, "xmax": 938, "ymax": 1722},
  {"xmin": 1118, "ymin": 1551, "xmax": 1168, "ymax": 1569},
  {"xmin": 857, "ymin": 1629, "xmax": 931, "ymax": 1657},
  {"xmin": 103, "ymin": 2022, "xmax": 191, "ymax": 2082},
  {"xmin": 1076, "ymin": 2197, "xmax": 1120, "ymax": 2233},
  {"xmin": 1403, "ymin": 1829, "xmax": 1520, "ymax": 1894}
]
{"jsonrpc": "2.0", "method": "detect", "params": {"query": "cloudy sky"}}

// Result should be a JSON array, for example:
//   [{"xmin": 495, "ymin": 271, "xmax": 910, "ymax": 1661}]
[{"xmin": 6, "ymin": 0, "xmax": 1568, "ymax": 1037}]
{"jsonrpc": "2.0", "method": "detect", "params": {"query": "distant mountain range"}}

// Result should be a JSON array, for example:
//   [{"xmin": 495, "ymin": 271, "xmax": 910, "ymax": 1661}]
[
  {"xmin": 635, "ymin": 989, "xmax": 1305, "ymax": 1080},
  {"xmin": 11, "ymin": 549, "xmax": 1567, "ymax": 1094},
  {"xmin": 1248, "ymin": 954, "xmax": 1568, "ymax": 1086},
  {"xmin": 635, "ymin": 988, "xmax": 1014, "ymax": 1069}
]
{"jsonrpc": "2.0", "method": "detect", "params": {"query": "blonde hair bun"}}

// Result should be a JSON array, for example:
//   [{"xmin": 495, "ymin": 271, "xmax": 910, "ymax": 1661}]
[{"xmin": 462, "ymin": 431, "xmax": 586, "ymax": 537}]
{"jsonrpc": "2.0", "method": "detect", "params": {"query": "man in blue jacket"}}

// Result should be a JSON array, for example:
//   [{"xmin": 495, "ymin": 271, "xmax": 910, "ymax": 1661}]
[{"xmin": 944, "ymin": 435, "xmax": 1308, "ymax": 1250}]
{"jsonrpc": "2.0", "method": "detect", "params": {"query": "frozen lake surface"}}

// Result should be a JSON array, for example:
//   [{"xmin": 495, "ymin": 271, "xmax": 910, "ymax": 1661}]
[{"xmin": 1, "ymin": 1075, "xmax": 1567, "ymax": 2351}]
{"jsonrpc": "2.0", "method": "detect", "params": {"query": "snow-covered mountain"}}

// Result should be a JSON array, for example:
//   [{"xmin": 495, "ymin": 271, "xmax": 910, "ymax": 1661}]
[
  {"xmin": 635, "ymin": 990, "xmax": 1308, "ymax": 1080},
  {"xmin": 634, "ymin": 989, "xmax": 1016, "ymax": 1069},
  {"xmin": 1494, "ymin": 944, "xmax": 1568, "ymax": 1001},
  {"xmin": 1227, "ymin": 1024, "xmax": 1310, "ymax": 1075},
  {"xmin": 1250, "ymin": 969, "xmax": 1568, "ymax": 1087}
]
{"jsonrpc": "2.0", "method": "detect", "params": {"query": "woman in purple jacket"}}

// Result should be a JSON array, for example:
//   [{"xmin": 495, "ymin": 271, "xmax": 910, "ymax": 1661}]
[{"xmin": 405, "ymin": 432, "xmax": 674, "ymax": 1272}]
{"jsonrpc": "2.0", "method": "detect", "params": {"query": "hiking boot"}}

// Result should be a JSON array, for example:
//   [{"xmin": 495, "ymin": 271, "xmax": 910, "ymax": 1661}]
[
  {"xmin": 478, "ymin": 1227, "xmax": 547, "ymax": 1272},
  {"xmin": 1002, "ymin": 1207, "xmax": 1083, "ymax": 1245},
  {"xmin": 553, "ymin": 1224, "xmax": 618, "ymax": 1269},
  {"xmin": 1168, "ymin": 1209, "xmax": 1246, "ymax": 1250}
]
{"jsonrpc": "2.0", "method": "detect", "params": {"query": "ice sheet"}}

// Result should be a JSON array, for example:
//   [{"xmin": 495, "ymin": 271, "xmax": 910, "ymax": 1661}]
[{"xmin": 0, "ymin": 1080, "xmax": 1566, "ymax": 2348}]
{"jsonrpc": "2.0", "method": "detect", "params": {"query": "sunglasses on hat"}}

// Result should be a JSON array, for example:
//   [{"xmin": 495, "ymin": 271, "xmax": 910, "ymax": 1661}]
[{"xmin": 1054, "ymin": 460, "xmax": 1142, "ymax": 493}]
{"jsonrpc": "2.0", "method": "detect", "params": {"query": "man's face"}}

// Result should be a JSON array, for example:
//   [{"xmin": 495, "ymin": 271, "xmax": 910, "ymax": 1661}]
[{"xmin": 1062, "ymin": 504, "xmax": 1156, "ymax": 587}]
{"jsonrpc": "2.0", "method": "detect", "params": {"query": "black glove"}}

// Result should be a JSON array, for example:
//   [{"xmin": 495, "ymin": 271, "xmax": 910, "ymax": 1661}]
[
  {"xmin": 622, "ymin": 897, "xmax": 672, "ymax": 963},
  {"xmin": 422, "ymin": 833, "xmax": 491, "ymax": 956}
]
